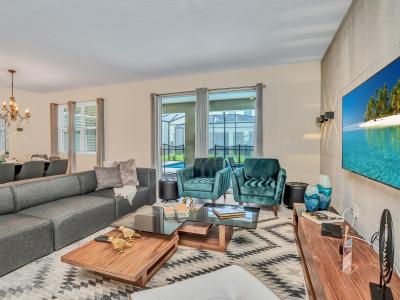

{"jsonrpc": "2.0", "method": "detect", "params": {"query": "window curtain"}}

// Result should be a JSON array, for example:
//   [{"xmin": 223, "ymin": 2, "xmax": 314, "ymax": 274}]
[
  {"xmin": 254, "ymin": 83, "xmax": 264, "ymax": 157},
  {"xmin": 96, "ymin": 98, "xmax": 105, "ymax": 166},
  {"xmin": 50, "ymin": 103, "xmax": 58, "ymax": 157},
  {"xmin": 67, "ymin": 101, "xmax": 76, "ymax": 173},
  {"xmin": 195, "ymin": 88, "xmax": 209, "ymax": 158},
  {"xmin": 151, "ymin": 93, "xmax": 162, "ymax": 180}
]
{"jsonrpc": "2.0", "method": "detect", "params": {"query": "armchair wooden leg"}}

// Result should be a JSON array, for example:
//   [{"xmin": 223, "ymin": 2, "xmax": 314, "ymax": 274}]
[
  {"xmin": 272, "ymin": 205, "xmax": 278, "ymax": 217},
  {"xmin": 223, "ymin": 193, "xmax": 226, "ymax": 200}
]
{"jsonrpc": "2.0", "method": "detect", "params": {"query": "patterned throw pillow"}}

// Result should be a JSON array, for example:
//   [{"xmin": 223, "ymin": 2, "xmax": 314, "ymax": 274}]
[
  {"xmin": 94, "ymin": 165, "xmax": 123, "ymax": 190},
  {"xmin": 103, "ymin": 159, "xmax": 139, "ymax": 186}
]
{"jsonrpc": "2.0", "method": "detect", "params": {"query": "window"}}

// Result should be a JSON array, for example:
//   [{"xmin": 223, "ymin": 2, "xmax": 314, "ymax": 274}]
[
  {"xmin": 160, "ymin": 94, "xmax": 196, "ymax": 175},
  {"xmin": 0, "ymin": 119, "xmax": 6, "ymax": 154},
  {"xmin": 208, "ymin": 89, "xmax": 256, "ymax": 164},
  {"xmin": 58, "ymin": 101, "xmax": 96, "ymax": 154}
]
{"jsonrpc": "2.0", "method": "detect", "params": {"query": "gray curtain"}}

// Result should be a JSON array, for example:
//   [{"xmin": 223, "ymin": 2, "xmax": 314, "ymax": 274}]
[
  {"xmin": 255, "ymin": 83, "xmax": 264, "ymax": 157},
  {"xmin": 50, "ymin": 103, "xmax": 58, "ymax": 157},
  {"xmin": 96, "ymin": 98, "xmax": 105, "ymax": 166},
  {"xmin": 195, "ymin": 88, "xmax": 209, "ymax": 158},
  {"xmin": 67, "ymin": 101, "xmax": 76, "ymax": 174},
  {"xmin": 151, "ymin": 93, "xmax": 162, "ymax": 180}
]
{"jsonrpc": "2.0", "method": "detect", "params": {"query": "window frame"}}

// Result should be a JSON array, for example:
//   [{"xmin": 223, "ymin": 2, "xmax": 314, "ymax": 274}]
[{"xmin": 58, "ymin": 101, "xmax": 97, "ymax": 155}]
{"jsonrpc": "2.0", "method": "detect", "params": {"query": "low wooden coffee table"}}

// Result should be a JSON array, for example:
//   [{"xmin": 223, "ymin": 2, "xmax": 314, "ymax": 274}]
[{"xmin": 61, "ymin": 229, "xmax": 178, "ymax": 287}]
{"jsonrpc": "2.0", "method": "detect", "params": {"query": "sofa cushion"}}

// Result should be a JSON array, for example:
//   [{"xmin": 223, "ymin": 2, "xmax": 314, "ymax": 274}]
[
  {"xmin": 0, "ymin": 214, "xmax": 53, "ymax": 276},
  {"xmin": 94, "ymin": 166, "xmax": 123, "ymax": 190},
  {"xmin": 18, "ymin": 195, "xmax": 116, "ymax": 250},
  {"xmin": 244, "ymin": 159, "xmax": 280, "ymax": 180},
  {"xmin": 77, "ymin": 170, "xmax": 97, "ymax": 194},
  {"xmin": 88, "ymin": 186, "xmax": 150, "ymax": 218},
  {"xmin": 240, "ymin": 179, "xmax": 276, "ymax": 197},
  {"xmin": 183, "ymin": 177, "xmax": 215, "ymax": 192},
  {"xmin": 194, "ymin": 157, "xmax": 224, "ymax": 178},
  {"xmin": 12, "ymin": 175, "xmax": 82, "ymax": 211},
  {"xmin": 0, "ymin": 186, "xmax": 14, "ymax": 215}
]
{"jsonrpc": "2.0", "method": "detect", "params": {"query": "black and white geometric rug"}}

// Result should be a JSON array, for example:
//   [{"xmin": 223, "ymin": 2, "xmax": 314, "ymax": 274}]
[{"xmin": 0, "ymin": 206, "xmax": 306, "ymax": 300}]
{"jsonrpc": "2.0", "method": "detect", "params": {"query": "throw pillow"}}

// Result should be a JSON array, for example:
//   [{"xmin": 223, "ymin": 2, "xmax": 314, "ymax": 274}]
[
  {"xmin": 94, "ymin": 165, "xmax": 123, "ymax": 190},
  {"xmin": 103, "ymin": 158, "xmax": 139, "ymax": 186}
]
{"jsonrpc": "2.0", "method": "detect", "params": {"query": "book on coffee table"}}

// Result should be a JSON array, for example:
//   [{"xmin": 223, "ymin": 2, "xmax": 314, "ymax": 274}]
[
  {"xmin": 212, "ymin": 207, "xmax": 246, "ymax": 219},
  {"xmin": 175, "ymin": 204, "xmax": 190, "ymax": 218}
]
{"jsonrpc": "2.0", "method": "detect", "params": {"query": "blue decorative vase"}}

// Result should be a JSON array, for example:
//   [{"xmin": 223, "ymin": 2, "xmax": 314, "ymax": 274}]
[
  {"xmin": 304, "ymin": 185, "xmax": 320, "ymax": 212},
  {"xmin": 317, "ymin": 175, "xmax": 332, "ymax": 210}
]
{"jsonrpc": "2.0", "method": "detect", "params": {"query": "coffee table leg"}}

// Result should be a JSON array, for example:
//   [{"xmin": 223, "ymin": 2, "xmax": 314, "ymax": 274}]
[{"xmin": 218, "ymin": 225, "xmax": 233, "ymax": 251}]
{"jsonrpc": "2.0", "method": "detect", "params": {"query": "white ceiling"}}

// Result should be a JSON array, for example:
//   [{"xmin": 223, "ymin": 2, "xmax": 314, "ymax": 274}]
[{"xmin": 0, "ymin": 0, "xmax": 352, "ymax": 93}]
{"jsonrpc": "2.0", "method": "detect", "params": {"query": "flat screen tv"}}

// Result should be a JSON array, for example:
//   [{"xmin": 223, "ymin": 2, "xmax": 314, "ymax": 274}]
[{"xmin": 342, "ymin": 56, "xmax": 400, "ymax": 190}]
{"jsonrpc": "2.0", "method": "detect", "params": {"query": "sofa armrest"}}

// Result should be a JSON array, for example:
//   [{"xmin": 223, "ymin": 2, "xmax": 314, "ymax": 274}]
[
  {"xmin": 274, "ymin": 168, "xmax": 286, "ymax": 203},
  {"xmin": 136, "ymin": 168, "xmax": 156, "ymax": 201},
  {"xmin": 176, "ymin": 167, "xmax": 194, "ymax": 196},
  {"xmin": 212, "ymin": 167, "xmax": 231, "ymax": 200}
]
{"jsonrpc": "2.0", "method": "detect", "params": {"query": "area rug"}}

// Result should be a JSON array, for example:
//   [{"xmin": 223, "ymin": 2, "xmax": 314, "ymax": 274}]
[{"xmin": 0, "ymin": 207, "xmax": 306, "ymax": 300}]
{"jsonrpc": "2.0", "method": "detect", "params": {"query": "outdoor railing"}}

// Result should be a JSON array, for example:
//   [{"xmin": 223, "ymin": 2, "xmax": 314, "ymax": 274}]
[{"xmin": 162, "ymin": 143, "xmax": 254, "ymax": 165}]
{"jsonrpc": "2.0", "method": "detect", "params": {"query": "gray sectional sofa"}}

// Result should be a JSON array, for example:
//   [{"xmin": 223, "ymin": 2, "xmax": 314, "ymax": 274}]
[{"xmin": 0, "ymin": 168, "xmax": 156, "ymax": 277}]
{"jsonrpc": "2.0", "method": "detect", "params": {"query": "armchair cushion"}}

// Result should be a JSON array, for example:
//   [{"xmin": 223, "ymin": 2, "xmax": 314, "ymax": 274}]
[
  {"xmin": 244, "ymin": 158, "xmax": 280, "ymax": 180},
  {"xmin": 240, "ymin": 178, "xmax": 276, "ymax": 197},
  {"xmin": 194, "ymin": 157, "xmax": 224, "ymax": 178},
  {"xmin": 183, "ymin": 177, "xmax": 215, "ymax": 192}
]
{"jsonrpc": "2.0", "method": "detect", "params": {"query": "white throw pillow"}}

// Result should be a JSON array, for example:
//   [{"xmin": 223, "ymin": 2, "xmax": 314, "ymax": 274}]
[{"xmin": 103, "ymin": 158, "xmax": 139, "ymax": 186}]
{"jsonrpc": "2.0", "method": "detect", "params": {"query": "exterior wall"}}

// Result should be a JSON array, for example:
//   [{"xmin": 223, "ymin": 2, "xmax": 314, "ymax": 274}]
[{"xmin": 321, "ymin": 0, "xmax": 400, "ymax": 266}]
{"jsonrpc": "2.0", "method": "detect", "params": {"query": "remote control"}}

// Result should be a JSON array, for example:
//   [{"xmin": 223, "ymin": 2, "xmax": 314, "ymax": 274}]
[{"xmin": 94, "ymin": 235, "xmax": 110, "ymax": 243}]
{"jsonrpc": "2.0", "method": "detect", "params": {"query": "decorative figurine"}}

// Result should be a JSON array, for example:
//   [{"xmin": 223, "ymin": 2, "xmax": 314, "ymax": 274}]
[
  {"xmin": 108, "ymin": 236, "xmax": 132, "ymax": 254},
  {"xmin": 188, "ymin": 197, "xmax": 195, "ymax": 209},
  {"xmin": 118, "ymin": 226, "xmax": 141, "ymax": 242},
  {"xmin": 182, "ymin": 197, "xmax": 187, "ymax": 204}
]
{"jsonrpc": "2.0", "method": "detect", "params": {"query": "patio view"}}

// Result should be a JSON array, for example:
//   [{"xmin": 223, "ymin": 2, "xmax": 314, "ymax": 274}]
[{"xmin": 161, "ymin": 90, "xmax": 256, "ymax": 174}]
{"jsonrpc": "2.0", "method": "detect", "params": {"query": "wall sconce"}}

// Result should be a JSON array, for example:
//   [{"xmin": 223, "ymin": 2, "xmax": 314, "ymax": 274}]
[
  {"xmin": 317, "ymin": 111, "xmax": 334, "ymax": 124},
  {"xmin": 325, "ymin": 111, "xmax": 334, "ymax": 120}
]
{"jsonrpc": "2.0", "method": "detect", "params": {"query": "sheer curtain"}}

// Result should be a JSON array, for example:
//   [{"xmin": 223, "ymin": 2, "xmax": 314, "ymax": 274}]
[
  {"xmin": 195, "ymin": 88, "xmax": 209, "ymax": 158},
  {"xmin": 67, "ymin": 101, "xmax": 76, "ymax": 173},
  {"xmin": 50, "ymin": 103, "xmax": 58, "ymax": 157},
  {"xmin": 255, "ymin": 83, "xmax": 264, "ymax": 157},
  {"xmin": 151, "ymin": 93, "xmax": 162, "ymax": 180},
  {"xmin": 96, "ymin": 98, "xmax": 105, "ymax": 166}
]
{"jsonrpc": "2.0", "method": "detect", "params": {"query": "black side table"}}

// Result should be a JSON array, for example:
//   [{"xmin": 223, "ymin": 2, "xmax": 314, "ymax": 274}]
[
  {"xmin": 283, "ymin": 182, "xmax": 308, "ymax": 209},
  {"xmin": 158, "ymin": 178, "xmax": 179, "ymax": 201}
]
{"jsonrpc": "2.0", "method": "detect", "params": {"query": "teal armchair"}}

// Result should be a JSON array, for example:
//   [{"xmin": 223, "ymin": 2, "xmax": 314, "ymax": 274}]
[
  {"xmin": 231, "ymin": 158, "xmax": 286, "ymax": 216},
  {"xmin": 177, "ymin": 157, "xmax": 231, "ymax": 200}
]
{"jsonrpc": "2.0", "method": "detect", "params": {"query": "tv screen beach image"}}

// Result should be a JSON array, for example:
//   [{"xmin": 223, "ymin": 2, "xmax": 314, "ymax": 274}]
[{"xmin": 342, "ymin": 57, "xmax": 400, "ymax": 189}]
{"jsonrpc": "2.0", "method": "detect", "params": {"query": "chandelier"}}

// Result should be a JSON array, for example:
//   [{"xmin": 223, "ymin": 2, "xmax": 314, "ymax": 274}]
[{"xmin": 1, "ymin": 70, "xmax": 31, "ymax": 130}]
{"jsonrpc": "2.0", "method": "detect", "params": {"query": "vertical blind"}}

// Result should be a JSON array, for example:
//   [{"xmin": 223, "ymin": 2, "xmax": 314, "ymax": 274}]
[{"xmin": 58, "ymin": 101, "xmax": 97, "ymax": 154}]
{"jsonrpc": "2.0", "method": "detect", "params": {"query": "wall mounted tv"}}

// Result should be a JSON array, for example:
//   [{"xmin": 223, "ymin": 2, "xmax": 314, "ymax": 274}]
[{"xmin": 342, "ymin": 56, "xmax": 400, "ymax": 190}]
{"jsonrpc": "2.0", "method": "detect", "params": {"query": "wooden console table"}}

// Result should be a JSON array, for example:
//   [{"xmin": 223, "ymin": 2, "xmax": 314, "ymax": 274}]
[{"xmin": 293, "ymin": 203, "xmax": 400, "ymax": 300}]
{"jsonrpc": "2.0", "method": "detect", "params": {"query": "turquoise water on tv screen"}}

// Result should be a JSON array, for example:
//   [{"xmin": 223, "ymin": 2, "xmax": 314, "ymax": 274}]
[{"xmin": 342, "ymin": 126, "xmax": 400, "ymax": 189}]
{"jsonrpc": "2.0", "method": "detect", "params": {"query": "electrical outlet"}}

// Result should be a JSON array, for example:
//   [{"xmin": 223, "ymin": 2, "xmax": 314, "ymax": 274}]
[{"xmin": 351, "ymin": 203, "xmax": 360, "ymax": 219}]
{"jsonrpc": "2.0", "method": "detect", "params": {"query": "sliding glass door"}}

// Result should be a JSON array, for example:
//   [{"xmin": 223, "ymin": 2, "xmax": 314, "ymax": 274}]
[
  {"xmin": 160, "ymin": 94, "xmax": 196, "ymax": 175},
  {"xmin": 208, "ymin": 89, "xmax": 256, "ymax": 165},
  {"xmin": 155, "ymin": 86, "xmax": 260, "ymax": 178}
]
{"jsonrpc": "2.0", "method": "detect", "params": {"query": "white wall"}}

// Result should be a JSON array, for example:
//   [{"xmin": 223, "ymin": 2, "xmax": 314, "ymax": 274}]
[
  {"xmin": 321, "ymin": 0, "xmax": 400, "ymax": 266},
  {"xmin": 5, "ymin": 62, "xmax": 321, "ymax": 180}
]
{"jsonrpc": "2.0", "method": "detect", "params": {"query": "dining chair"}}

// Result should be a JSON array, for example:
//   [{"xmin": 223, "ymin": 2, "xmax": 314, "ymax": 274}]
[
  {"xmin": 44, "ymin": 159, "xmax": 68, "ymax": 176},
  {"xmin": 14, "ymin": 161, "xmax": 45, "ymax": 181},
  {"xmin": 0, "ymin": 163, "xmax": 15, "ymax": 184}
]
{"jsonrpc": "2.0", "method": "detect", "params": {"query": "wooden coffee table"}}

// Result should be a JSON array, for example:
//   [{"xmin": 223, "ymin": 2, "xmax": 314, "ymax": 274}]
[{"xmin": 61, "ymin": 229, "xmax": 178, "ymax": 287}]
